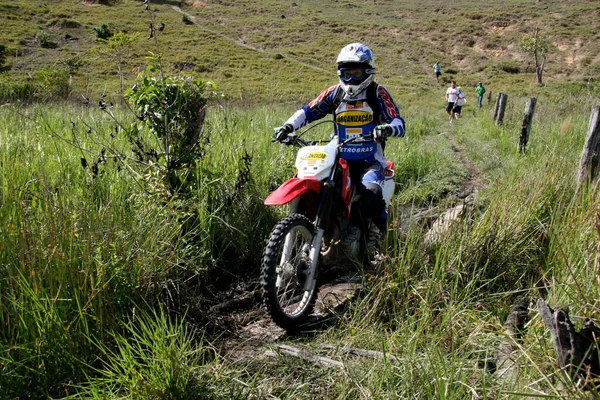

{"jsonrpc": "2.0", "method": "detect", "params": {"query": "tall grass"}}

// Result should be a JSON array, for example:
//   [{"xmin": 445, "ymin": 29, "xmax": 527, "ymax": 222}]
[
  {"xmin": 2, "ymin": 84, "xmax": 600, "ymax": 398},
  {"xmin": 0, "ymin": 104, "xmax": 189, "ymax": 396},
  {"xmin": 0, "ymin": 101, "xmax": 309, "ymax": 398},
  {"xmin": 67, "ymin": 308, "xmax": 217, "ymax": 400},
  {"xmin": 316, "ymin": 90, "xmax": 600, "ymax": 398}
]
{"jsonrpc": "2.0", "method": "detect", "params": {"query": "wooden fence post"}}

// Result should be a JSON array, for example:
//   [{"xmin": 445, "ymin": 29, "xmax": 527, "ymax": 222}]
[
  {"xmin": 493, "ymin": 93, "xmax": 501, "ymax": 121},
  {"xmin": 487, "ymin": 90, "xmax": 492, "ymax": 105},
  {"xmin": 577, "ymin": 106, "xmax": 600, "ymax": 188},
  {"xmin": 518, "ymin": 97, "xmax": 537, "ymax": 153},
  {"xmin": 493, "ymin": 93, "xmax": 508, "ymax": 125},
  {"xmin": 537, "ymin": 299, "xmax": 600, "ymax": 383}
]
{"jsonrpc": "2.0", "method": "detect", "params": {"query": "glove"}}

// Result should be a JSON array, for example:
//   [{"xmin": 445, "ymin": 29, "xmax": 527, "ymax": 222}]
[
  {"xmin": 273, "ymin": 124, "xmax": 294, "ymax": 142},
  {"xmin": 374, "ymin": 125, "xmax": 393, "ymax": 142}
]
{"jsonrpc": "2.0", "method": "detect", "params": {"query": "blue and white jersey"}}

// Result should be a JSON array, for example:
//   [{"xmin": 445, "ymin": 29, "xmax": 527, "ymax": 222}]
[
  {"xmin": 334, "ymin": 100, "xmax": 378, "ymax": 161},
  {"xmin": 283, "ymin": 83, "xmax": 405, "ymax": 165}
]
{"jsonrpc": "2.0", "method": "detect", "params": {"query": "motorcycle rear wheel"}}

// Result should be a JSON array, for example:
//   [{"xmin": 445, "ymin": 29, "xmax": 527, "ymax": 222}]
[{"xmin": 260, "ymin": 213, "xmax": 319, "ymax": 332}]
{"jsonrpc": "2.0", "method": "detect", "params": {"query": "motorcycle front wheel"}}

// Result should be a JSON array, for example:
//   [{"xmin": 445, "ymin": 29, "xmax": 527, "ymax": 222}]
[{"xmin": 260, "ymin": 213, "xmax": 319, "ymax": 332}]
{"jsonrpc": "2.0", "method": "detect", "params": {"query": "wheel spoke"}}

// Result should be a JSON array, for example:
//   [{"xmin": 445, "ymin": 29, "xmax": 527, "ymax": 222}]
[
  {"xmin": 275, "ymin": 226, "xmax": 312, "ymax": 315},
  {"xmin": 261, "ymin": 214, "xmax": 320, "ymax": 330}
]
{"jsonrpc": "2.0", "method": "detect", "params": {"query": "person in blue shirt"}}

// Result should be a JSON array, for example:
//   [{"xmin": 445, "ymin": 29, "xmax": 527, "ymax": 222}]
[
  {"xmin": 433, "ymin": 62, "xmax": 441, "ymax": 81},
  {"xmin": 273, "ymin": 43, "xmax": 405, "ymax": 235}
]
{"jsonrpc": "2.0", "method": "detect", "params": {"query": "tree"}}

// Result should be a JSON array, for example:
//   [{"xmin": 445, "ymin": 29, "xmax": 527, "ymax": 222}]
[
  {"xmin": 520, "ymin": 27, "xmax": 549, "ymax": 84},
  {"xmin": 97, "ymin": 32, "xmax": 140, "ymax": 94}
]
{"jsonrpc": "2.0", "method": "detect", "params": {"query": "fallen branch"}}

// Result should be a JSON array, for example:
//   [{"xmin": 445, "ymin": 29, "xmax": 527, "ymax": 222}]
[
  {"xmin": 268, "ymin": 344, "xmax": 344, "ymax": 369},
  {"xmin": 208, "ymin": 290, "xmax": 260, "ymax": 314},
  {"xmin": 318, "ymin": 344, "xmax": 398, "ymax": 361},
  {"xmin": 495, "ymin": 297, "xmax": 530, "ymax": 381}
]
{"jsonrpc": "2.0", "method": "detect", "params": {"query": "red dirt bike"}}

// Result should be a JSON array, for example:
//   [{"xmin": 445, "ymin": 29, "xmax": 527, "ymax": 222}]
[{"xmin": 260, "ymin": 122, "xmax": 395, "ymax": 332}]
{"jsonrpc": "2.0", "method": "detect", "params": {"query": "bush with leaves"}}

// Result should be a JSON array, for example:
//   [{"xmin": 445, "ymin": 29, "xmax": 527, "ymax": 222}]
[
  {"xmin": 97, "ymin": 31, "xmax": 140, "ymax": 93},
  {"xmin": 93, "ymin": 23, "xmax": 115, "ymax": 40},
  {"xmin": 124, "ymin": 55, "xmax": 218, "ymax": 192},
  {"xmin": 35, "ymin": 30, "xmax": 58, "ymax": 49},
  {"xmin": 34, "ymin": 66, "xmax": 70, "ymax": 99},
  {"xmin": 520, "ymin": 27, "xmax": 550, "ymax": 84}
]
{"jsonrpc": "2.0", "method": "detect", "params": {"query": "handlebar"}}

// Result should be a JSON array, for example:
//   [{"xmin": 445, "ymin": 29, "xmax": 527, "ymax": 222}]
[
  {"xmin": 276, "ymin": 133, "xmax": 376, "ymax": 148},
  {"xmin": 272, "ymin": 119, "xmax": 387, "ymax": 148}
]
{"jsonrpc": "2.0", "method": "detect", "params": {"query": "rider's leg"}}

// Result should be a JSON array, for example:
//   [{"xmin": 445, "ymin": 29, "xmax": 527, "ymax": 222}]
[{"xmin": 361, "ymin": 168, "xmax": 387, "ymax": 233}]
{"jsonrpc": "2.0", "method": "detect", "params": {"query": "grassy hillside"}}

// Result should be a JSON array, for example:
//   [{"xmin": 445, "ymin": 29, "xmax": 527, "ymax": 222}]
[{"xmin": 1, "ymin": 0, "xmax": 600, "ymax": 103}]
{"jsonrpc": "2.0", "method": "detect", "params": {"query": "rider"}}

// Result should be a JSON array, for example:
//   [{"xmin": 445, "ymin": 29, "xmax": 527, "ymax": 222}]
[{"xmin": 274, "ymin": 43, "xmax": 405, "ymax": 236}]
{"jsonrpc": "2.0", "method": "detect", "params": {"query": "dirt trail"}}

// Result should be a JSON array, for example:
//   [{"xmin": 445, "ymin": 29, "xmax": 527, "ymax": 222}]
[
  {"xmin": 447, "ymin": 131, "xmax": 485, "ymax": 197},
  {"xmin": 171, "ymin": 6, "xmax": 328, "ymax": 73},
  {"xmin": 207, "ymin": 272, "xmax": 363, "ymax": 361}
]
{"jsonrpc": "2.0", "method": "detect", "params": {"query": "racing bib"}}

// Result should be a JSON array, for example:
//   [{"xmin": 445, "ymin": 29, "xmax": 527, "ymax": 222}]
[{"xmin": 335, "ymin": 101, "xmax": 377, "ymax": 160}]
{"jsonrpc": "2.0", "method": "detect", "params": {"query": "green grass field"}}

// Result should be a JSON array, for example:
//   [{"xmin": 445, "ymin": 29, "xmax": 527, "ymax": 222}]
[
  {"xmin": 2, "ymin": 0, "xmax": 600, "ymax": 398},
  {"xmin": 1, "ymin": 0, "xmax": 600, "ymax": 103}
]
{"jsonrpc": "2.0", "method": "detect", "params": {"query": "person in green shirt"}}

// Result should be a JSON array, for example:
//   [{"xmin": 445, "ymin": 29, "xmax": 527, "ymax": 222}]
[{"xmin": 476, "ymin": 82, "xmax": 486, "ymax": 108}]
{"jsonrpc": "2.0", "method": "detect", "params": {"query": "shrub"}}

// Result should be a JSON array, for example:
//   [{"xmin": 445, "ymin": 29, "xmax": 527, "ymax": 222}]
[
  {"xmin": 59, "ymin": 55, "xmax": 83, "ymax": 76},
  {"xmin": 35, "ymin": 30, "xmax": 58, "ymax": 49},
  {"xmin": 494, "ymin": 60, "xmax": 520, "ymax": 74},
  {"xmin": 92, "ymin": 23, "xmax": 114, "ymax": 40},
  {"xmin": 33, "ymin": 66, "xmax": 70, "ymax": 99},
  {"xmin": 580, "ymin": 56, "xmax": 592, "ymax": 68},
  {"xmin": 124, "ymin": 55, "xmax": 219, "ymax": 192},
  {"xmin": 0, "ymin": 77, "xmax": 36, "ymax": 102}
]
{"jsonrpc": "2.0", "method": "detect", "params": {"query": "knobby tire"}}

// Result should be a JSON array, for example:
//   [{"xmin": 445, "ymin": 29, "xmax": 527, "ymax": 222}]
[{"xmin": 260, "ymin": 213, "xmax": 319, "ymax": 332}]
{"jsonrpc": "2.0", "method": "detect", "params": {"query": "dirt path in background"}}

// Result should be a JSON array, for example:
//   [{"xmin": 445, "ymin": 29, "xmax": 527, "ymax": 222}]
[
  {"xmin": 447, "ymin": 130, "xmax": 485, "ymax": 198},
  {"xmin": 171, "ymin": 6, "xmax": 328, "ymax": 73}
]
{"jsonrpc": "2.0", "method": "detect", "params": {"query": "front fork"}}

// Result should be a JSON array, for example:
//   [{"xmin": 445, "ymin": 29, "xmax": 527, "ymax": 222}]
[
  {"xmin": 274, "ymin": 224, "xmax": 325, "ymax": 291},
  {"xmin": 303, "ymin": 228, "xmax": 325, "ymax": 291},
  {"xmin": 274, "ymin": 180, "xmax": 335, "ymax": 292},
  {"xmin": 303, "ymin": 181, "xmax": 335, "ymax": 292}
]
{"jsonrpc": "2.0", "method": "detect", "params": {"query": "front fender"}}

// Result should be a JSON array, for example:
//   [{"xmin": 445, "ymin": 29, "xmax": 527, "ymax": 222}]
[{"xmin": 264, "ymin": 177, "xmax": 322, "ymax": 206}]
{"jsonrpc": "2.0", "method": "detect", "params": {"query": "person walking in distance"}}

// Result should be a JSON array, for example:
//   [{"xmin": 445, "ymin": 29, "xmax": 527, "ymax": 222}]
[
  {"xmin": 453, "ymin": 87, "xmax": 466, "ymax": 120},
  {"xmin": 476, "ymin": 82, "xmax": 486, "ymax": 108},
  {"xmin": 433, "ymin": 62, "xmax": 441, "ymax": 81},
  {"xmin": 445, "ymin": 80, "xmax": 459, "ymax": 123}
]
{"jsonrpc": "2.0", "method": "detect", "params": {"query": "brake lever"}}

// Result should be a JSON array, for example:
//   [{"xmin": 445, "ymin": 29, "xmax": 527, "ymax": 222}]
[{"xmin": 281, "ymin": 133, "xmax": 298, "ymax": 146}]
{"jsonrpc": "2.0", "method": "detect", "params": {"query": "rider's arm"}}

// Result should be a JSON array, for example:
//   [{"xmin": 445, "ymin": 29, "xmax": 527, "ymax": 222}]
[
  {"xmin": 282, "ymin": 85, "xmax": 339, "ymax": 131},
  {"xmin": 375, "ymin": 85, "xmax": 405, "ymax": 138}
]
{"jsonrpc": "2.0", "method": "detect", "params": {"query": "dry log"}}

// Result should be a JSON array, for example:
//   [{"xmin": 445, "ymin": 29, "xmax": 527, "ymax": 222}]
[
  {"xmin": 577, "ymin": 106, "xmax": 600, "ymax": 189},
  {"xmin": 208, "ymin": 290, "xmax": 260, "ymax": 314},
  {"xmin": 518, "ymin": 97, "xmax": 537, "ymax": 153},
  {"xmin": 495, "ymin": 298, "xmax": 530, "ymax": 380},
  {"xmin": 537, "ymin": 299, "xmax": 600, "ymax": 386},
  {"xmin": 270, "ymin": 344, "xmax": 345, "ymax": 369},
  {"xmin": 319, "ymin": 344, "xmax": 398, "ymax": 361}
]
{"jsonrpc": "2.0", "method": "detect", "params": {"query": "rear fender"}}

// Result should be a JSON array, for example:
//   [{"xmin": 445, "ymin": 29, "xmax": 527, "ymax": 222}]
[{"xmin": 264, "ymin": 177, "xmax": 322, "ymax": 206}]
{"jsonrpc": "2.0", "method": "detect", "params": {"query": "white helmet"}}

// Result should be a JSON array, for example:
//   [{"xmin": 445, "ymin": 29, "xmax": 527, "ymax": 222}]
[{"xmin": 336, "ymin": 43, "xmax": 376, "ymax": 97}]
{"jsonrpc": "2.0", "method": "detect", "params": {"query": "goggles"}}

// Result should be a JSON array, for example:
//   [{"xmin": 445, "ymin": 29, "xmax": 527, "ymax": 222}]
[{"xmin": 338, "ymin": 67, "xmax": 370, "ymax": 83}]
